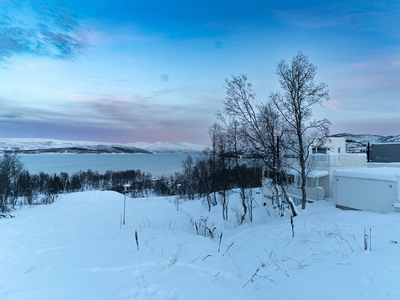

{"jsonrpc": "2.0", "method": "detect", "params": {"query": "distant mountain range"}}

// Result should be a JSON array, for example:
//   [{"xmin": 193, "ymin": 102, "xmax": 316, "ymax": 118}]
[
  {"xmin": 1, "ymin": 134, "xmax": 398, "ymax": 155},
  {"xmin": 330, "ymin": 133, "xmax": 400, "ymax": 153},
  {"xmin": 130, "ymin": 141, "xmax": 206, "ymax": 154},
  {"xmin": 0, "ymin": 138, "xmax": 206, "ymax": 154},
  {"xmin": 330, "ymin": 133, "xmax": 400, "ymax": 144}
]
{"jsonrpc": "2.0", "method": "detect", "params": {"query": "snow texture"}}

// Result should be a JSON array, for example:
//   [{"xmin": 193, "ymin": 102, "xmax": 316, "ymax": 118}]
[{"xmin": 1, "ymin": 191, "xmax": 400, "ymax": 299}]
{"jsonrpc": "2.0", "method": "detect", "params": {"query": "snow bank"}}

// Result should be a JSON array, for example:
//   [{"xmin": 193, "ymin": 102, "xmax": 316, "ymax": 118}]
[{"xmin": 1, "ymin": 191, "xmax": 400, "ymax": 299}]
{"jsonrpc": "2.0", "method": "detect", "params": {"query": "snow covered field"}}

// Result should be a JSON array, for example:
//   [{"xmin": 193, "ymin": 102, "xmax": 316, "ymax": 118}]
[{"xmin": 1, "ymin": 191, "xmax": 400, "ymax": 299}]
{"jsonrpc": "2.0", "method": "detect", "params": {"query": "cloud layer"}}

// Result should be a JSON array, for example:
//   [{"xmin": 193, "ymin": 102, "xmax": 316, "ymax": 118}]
[{"xmin": 0, "ymin": 1, "xmax": 87, "ymax": 61}]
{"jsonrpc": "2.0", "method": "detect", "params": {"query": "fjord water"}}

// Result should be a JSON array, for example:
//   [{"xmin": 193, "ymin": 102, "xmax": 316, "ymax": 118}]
[{"xmin": 19, "ymin": 153, "xmax": 197, "ymax": 177}]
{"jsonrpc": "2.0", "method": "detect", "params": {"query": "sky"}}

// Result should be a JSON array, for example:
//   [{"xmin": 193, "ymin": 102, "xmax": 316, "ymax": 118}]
[{"xmin": 0, "ymin": 0, "xmax": 399, "ymax": 145}]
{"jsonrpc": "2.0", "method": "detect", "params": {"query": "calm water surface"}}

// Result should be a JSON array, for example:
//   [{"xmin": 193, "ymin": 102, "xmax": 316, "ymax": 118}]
[{"xmin": 20, "ymin": 154, "xmax": 198, "ymax": 177}]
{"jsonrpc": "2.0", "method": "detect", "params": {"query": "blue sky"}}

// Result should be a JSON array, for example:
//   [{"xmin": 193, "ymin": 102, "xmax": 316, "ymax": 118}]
[{"xmin": 0, "ymin": 0, "xmax": 399, "ymax": 144}]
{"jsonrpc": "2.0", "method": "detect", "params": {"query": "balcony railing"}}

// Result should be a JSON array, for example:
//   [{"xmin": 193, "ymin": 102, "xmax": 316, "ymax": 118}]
[
  {"xmin": 263, "ymin": 178, "xmax": 326, "ymax": 203},
  {"xmin": 287, "ymin": 185, "xmax": 325, "ymax": 201},
  {"xmin": 311, "ymin": 154, "xmax": 366, "ymax": 167}
]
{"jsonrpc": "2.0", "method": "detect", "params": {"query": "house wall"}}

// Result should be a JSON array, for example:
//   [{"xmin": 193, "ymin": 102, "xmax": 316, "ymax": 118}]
[
  {"xmin": 309, "ymin": 137, "xmax": 346, "ymax": 155},
  {"xmin": 311, "ymin": 153, "xmax": 367, "ymax": 198},
  {"xmin": 318, "ymin": 176, "xmax": 330, "ymax": 197},
  {"xmin": 371, "ymin": 144, "xmax": 400, "ymax": 162},
  {"xmin": 262, "ymin": 138, "xmax": 366, "ymax": 206},
  {"xmin": 325, "ymin": 138, "xmax": 346, "ymax": 154},
  {"xmin": 333, "ymin": 176, "xmax": 399, "ymax": 213}
]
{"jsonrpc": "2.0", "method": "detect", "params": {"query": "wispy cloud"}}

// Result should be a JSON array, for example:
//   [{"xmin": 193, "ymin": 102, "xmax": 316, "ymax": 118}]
[
  {"xmin": 0, "ymin": 0, "xmax": 89, "ymax": 61},
  {"xmin": 328, "ymin": 55, "xmax": 400, "ymax": 112},
  {"xmin": 29, "ymin": 0, "xmax": 80, "ymax": 32},
  {"xmin": 271, "ymin": 1, "xmax": 400, "ymax": 34},
  {"xmin": 271, "ymin": 6, "xmax": 350, "ymax": 29},
  {"xmin": 0, "ymin": 92, "xmax": 214, "ymax": 143},
  {"xmin": 325, "ymin": 99, "xmax": 340, "ymax": 112},
  {"xmin": 0, "ymin": 114, "xmax": 18, "ymax": 119}
]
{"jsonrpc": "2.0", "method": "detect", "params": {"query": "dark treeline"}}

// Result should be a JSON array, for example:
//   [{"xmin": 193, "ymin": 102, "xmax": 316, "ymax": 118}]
[
  {"xmin": 0, "ymin": 149, "xmax": 261, "ymax": 218},
  {"xmin": 176, "ymin": 121, "xmax": 263, "ymax": 223},
  {"xmin": 0, "ymin": 151, "xmax": 157, "ymax": 213}
]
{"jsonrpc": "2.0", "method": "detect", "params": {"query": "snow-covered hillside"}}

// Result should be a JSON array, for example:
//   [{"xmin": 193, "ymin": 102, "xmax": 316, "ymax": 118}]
[
  {"xmin": 131, "ymin": 141, "xmax": 206, "ymax": 154},
  {"xmin": 1, "ymin": 191, "xmax": 400, "ymax": 299},
  {"xmin": 331, "ymin": 133, "xmax": 386, "ymax": 144},
  {"xmin": 0, "ymin": 138, "xmax": 206, "ymax": 154},
  {"xmin": 331, "ymin": 133, "xmax": 400, "ymax": 153}
]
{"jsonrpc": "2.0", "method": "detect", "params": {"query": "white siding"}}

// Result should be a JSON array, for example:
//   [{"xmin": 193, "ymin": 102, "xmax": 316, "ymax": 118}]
[{"xmin": 334, "ymin": 176, "xmax": 398, "ymax": 213}]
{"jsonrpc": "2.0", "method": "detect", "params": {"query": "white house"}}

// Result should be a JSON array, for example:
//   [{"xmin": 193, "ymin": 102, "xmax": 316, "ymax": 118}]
[
  {"xmin": 309, "ymin": 137, "xmax": 346, "ymax": 155},
  {"xmin": 333, "ymin": 167, "xmax": 400, "ymax": 213},
  {"xmin": 262, "ymin": 138, "xmax": 367, "ymax": 206}
]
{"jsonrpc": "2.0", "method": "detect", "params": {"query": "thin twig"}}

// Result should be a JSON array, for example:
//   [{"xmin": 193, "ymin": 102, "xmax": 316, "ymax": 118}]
[
  {"xmin": 202, "ymin": 254, "xmax": 212, "ymax": 261},
  {"xmin": 274, "ymin": 263, "xmax": 289, "ymax": 277},
  {"xmin": 243, "ymin": 268, "xmax": 260, "ymax": 287},
  {"xmin": 222, "ymin": 242, "xmax": 234, "ymax": 256},
  {"xmin": 191, "ymin": 254, "xmax": 200, "ymax": 263}
]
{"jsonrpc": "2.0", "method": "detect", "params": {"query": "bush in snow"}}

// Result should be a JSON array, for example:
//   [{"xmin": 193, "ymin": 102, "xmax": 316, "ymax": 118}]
[{"xmin": 192, "ymin": 216, "xmax": 217, "ymax": 239}]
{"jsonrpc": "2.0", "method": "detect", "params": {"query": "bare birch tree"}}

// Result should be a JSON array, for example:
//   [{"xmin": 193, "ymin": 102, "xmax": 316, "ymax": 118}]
[
  {"xmin": 0, "ymin": 149, "xmax": 24, "ymax": 212},
  {"xmin": 221, "ymin": 75, "xmax": 298, "ymax": 216},
  {"xmin": 270, "ymin": 51, "xmax": 330, "ymax": 210}
]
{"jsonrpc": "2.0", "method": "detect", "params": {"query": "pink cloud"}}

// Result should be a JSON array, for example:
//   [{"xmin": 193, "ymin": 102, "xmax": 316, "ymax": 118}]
[{"xmin": 325, "ymin": 99, "xmax": 340, "ymax": 111}]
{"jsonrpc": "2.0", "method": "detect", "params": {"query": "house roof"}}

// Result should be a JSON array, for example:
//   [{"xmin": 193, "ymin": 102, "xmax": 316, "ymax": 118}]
[
  {"xmin": 334, "ymin": 167, "xmax": 400, "ymax": 182},
  {"xmin": 308, "ymin": 170, "xmax": 329, "ymax": 178},
  {"xmin": 287, "ymin": 169, "xmax": 328, "ymax": 178}
]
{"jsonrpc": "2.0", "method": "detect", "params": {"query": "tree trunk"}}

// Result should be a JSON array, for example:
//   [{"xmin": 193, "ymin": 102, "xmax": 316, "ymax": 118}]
[
  {"xmin": 298, "ymin": 131, "xmax": 308, "ymax": 210},
  {"xmin": 240, "ymin": 187, "xmax": 247, "ymax": 224},
  {"xmin": 281, "ymin": 187, "xmax": 298, "ymax": 217}
]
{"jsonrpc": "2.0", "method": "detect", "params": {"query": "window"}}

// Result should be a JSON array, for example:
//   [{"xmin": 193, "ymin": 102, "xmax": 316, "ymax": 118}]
[
  {"xmin": 283, "ymin": 174, "xmax": 294, "ymax": 184},
  {"xmin": 313, "ymin": 147, "xmax": 327, "ymax": 154}
]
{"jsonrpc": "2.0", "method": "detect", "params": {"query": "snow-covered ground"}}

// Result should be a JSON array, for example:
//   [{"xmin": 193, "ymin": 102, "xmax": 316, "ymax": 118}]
[{"xmin": 1, "ymin": 191, "xmax": 400, "ymax": 299}]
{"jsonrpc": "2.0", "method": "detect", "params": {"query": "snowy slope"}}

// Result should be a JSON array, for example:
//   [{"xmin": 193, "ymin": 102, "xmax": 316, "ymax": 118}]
[
  {"xmin": 1, "ymin": 191, "xmax": 400, "ymax": 299},
  {"xmin": 330, "ymin": 133, "xmax": 385, "ymax": 144},
  {"xmin": 130, "ymin": 141, "xmax": 206, "ymax": 153},
  {"xmin": 0, "ymin": 138, "xmax": 206, "ymax": 154}
]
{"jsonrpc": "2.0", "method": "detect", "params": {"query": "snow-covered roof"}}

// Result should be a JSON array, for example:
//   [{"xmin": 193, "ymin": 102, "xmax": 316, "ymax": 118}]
[
  {"xmin": 287, "ymin": 169, "xmax": 328, "ymax": 178},
  {"xmin": 334, "ymin": 167, "xmax": 400, "ymax": 182},
  {"xmin": 308, "ymin": 170, "xmax": 329, "ymax": 178}
]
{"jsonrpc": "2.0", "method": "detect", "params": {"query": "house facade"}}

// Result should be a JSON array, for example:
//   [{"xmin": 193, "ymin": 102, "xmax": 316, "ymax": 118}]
[
  {"xmin": 262, "ymin": 138, "xmax": 367, "ymax": 206},
  {"xmin": 333, "ymin": 167, "xmax": 400, "ymax": 213}
]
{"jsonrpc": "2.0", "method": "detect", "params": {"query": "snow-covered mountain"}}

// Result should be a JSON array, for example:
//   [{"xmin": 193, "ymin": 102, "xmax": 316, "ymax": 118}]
[
  {"xmin": 330, "ymin": 133, "xmax": 400, "ymax": 153},
  {"xmin": 130, "ymin": 141, "xmax": 206, "ymax": 154},
  {"xmin": 0, "ymin": 138, "xmax": 206, "ymax": 154}
]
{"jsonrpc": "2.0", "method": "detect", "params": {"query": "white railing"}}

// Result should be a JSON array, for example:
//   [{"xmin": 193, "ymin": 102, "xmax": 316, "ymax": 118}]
[
  {"xmin": 287, "ymin": 185, "xmax": 325, "ymax": 201},
  {"xmin": 312, "ymin": 154, "xmax": 366, "ymax": 167}
]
